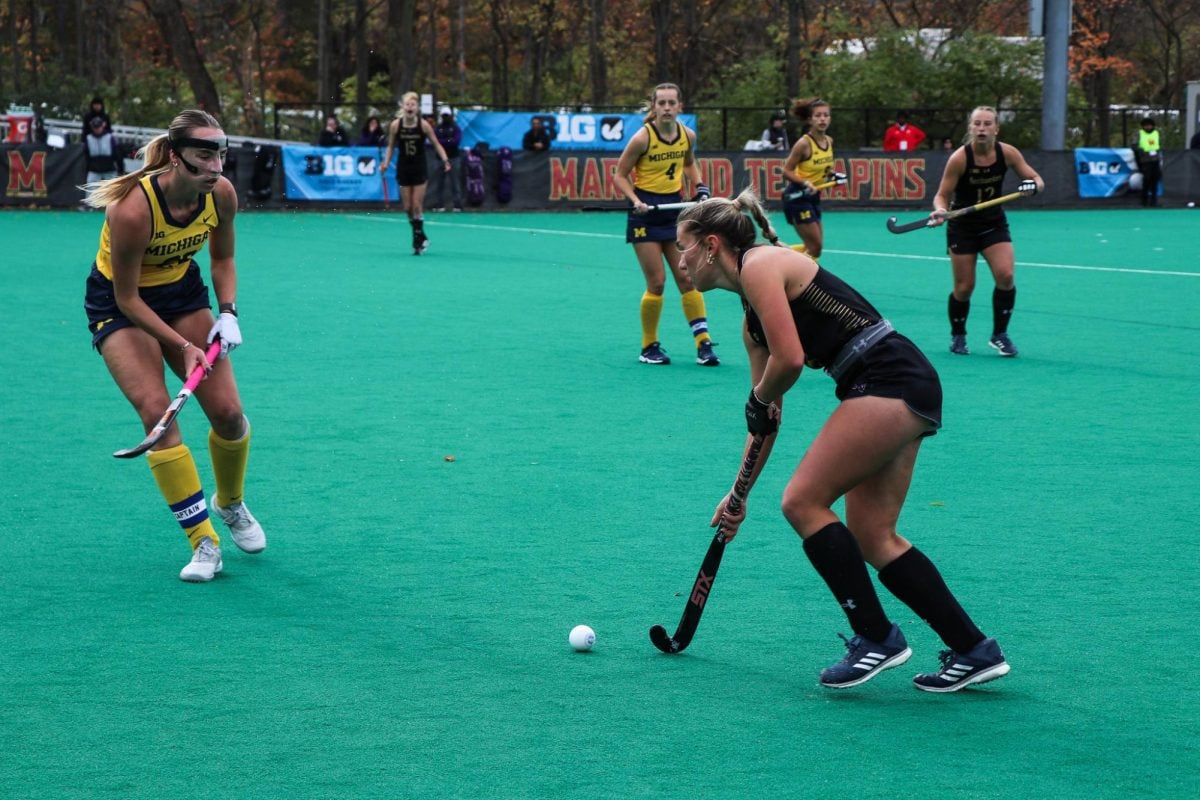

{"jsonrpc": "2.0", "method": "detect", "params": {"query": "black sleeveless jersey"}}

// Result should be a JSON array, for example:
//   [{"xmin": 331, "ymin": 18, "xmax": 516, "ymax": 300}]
[
  {"xmin": 395, "ymin": 120, "xmax": 426, "ymax": 167},
  {"xmin": 739, "ymin": 249, "xmax": 882, "ymax": 370},
  {"xmin": 951, "ymin": 142, "xmax": 1007, "ymax": 226}
]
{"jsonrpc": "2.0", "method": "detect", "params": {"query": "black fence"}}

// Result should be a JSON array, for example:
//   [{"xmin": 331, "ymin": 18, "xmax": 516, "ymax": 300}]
[{"xmin": 275, "ymin": 102, "xmax": 1189, "ymax": 152}]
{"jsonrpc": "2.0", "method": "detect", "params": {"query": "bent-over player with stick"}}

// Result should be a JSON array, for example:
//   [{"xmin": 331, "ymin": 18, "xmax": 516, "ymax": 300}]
[{"xmin": 672, "ymin": 189, "xmax": 1010, "ymax": 692}]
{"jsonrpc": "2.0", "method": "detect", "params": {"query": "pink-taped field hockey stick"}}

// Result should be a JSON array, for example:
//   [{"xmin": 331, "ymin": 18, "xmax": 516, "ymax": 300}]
[{"xmin": 112, "ymin": 340, "xmax": 223, "ymax": 459}]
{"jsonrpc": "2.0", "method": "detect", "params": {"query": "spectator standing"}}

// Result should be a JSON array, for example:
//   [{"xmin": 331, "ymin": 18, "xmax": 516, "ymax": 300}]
[
  {"xmin": 83, "ymin": 116, "xmax": 123, "ymax": 185},
  {"xmin": 522, "ymin": 117, "xmax": 552, "ymax": 152},
  {"xmin": 317, "ymin": 114, "xmax": 349, "ymax": 147},
  {"xmin": 883, "ymin": 110, "xmax": 926, "ymax": 152},
  {"xmin": 760, "ymin": 111, "xmax": 789, "ymax": 151},
  {"xmin": 1134, "ymin": 116, "xmax": 1162, "ymax": 207},
  {"xmin": 83, "ymin": 95, "xmax": 112, "ymax": 131},
  {"xmin": 356, "ymin": 116, "xmax": 386, "ymax": 147},
  {"xmin": 431, "ymin": 105, "xmax": 464, "ymax": 212}
]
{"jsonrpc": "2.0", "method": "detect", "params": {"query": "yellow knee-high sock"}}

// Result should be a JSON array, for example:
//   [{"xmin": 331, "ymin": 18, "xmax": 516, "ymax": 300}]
[
  {"xmin": 147, "ymin": 444, "xmax": 219, "ymax": 549},
  {"xmin": 209, "ymin": 417, "xmax": 251, "ymax": 508},
  {"xmin": 680, "ymin": 290, "xmax": 711, "ymax": 347},
  {"xmin": 641, "ymin": 292, "xmax": 664, "ymax": 348}
]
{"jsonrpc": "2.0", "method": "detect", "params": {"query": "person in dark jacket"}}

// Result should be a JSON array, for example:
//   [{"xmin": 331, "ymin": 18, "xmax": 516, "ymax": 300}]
[
  {"xmin": 83, "ymin": 116, "xmax": 123, "ymax": 184},
  {"xmin": 430, "ymin": 106, "xmax": 464, "ymax": 211},
  {"xmin": 317, "ymin": 115, "xmax": 349, "ymax": 147}
]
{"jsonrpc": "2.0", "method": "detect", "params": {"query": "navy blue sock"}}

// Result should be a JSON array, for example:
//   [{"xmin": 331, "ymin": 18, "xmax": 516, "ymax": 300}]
[
  {"xmin": 802, "ymin": 522, "xmax": 893, "ymax": 642},
  {"xmin": 948, "ymin": 293, "xmax": 970, "ymax": 336},
  {"xmin": 878, "ymin": 547, "xmax": 984, "ymax": 654},
  {"xmin": 992, "ymin": 287, "xmax": 1015, "ymax": 335}
]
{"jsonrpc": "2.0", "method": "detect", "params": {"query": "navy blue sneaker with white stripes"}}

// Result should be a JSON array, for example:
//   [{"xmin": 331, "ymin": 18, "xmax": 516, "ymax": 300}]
[
  {"xmin": 819, "ymin": 623, "xmax": 912, "ymax": 689},
  {"xmin": 696, "ymin": 339, "xmax": 720, "ymax": 366},
  {"xmin": 913, "ymin": 637, "xmax": 1010, "ymax": 693},
  {"xmin": 988, "ymin": 333, "xmax": 1018, "ymax": 357},
  {"xmin": 639, "ymin": 341, "xmax": 671, "ymax": 365}
]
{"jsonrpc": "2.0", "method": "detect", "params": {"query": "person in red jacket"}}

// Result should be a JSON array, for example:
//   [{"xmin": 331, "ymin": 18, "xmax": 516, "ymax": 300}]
[{"xmin": 883, "ymin": 110, "xmax": 926, "ymax": 152}]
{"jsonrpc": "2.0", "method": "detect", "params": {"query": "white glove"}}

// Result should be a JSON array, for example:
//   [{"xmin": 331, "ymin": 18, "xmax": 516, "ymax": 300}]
[
  {"xmin": 1018, "ymin": 179, "xmax": 1038, "ymax": 196},
  {"xmin": 207, "ymin": 312, "xmax": 242, "ymax": 358}
]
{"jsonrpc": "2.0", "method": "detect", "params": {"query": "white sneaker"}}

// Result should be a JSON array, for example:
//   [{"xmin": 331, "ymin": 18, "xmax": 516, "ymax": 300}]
[
  {"xmin": 179, "ymin": 538, "xmax": 223, "ymax": 582},
  {"xmin": 211, "ymin": 496, "xmax": 267, "ymax": 553}
]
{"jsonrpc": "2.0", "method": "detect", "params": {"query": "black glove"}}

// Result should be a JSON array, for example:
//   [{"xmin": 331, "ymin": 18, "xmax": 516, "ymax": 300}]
[
  {"xmin": 744, "ymin": 389, "xmax": 780, "ymax": 436},
  {"xmin": 692, "ymin": 183, "xmax": 710, "ymax": 202},
  {"xmin": 1018, "ymin": 179, "xmax": 1038, "ymax": 196}
]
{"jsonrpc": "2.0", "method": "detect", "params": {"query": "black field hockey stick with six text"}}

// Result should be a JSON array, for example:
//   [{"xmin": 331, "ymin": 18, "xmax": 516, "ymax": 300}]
[{"xmin": 649, "ymin": 434, "xmax": 767, "ymax": 654}]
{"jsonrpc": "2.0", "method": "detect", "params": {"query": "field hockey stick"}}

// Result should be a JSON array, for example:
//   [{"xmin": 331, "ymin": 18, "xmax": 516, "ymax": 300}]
[
  {"xmin": 886, "ymin": 190, "xmax": 1026, "ymax": 234},
  {"xmin": 580, "ymin": 201, "xmax": 699, "ymax": 213},
  {"xmin": 649, "ymin": 433, "xmax": 766, "ymax": 654},
  {"xmin": 113, "ymin": 340, "xmax": 223, "ymax": 459},
  {"xmin": 782, "ymin": 172, "xmax": 846, "ymax": 201},
  {"xmin": 377, "ymin": 147, "xmax": 390, "ymax": 209}
]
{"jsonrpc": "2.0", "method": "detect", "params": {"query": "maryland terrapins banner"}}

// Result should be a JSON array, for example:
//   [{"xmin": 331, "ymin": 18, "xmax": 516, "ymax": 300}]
[{"xmin": 0, "ymin": 144, "xmax": 85, "ymax": 205}]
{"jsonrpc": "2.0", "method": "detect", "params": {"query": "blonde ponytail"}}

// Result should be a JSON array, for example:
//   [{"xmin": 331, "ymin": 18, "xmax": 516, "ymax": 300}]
[{"xmin": 82, "ymin": 109, "xmax": 222, "ymax": 208}]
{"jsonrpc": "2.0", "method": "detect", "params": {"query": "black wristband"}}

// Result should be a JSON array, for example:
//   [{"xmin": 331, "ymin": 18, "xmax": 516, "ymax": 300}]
[{"xmin": 219, "ymin": 302, "xmax": 237, "ymax": 317}]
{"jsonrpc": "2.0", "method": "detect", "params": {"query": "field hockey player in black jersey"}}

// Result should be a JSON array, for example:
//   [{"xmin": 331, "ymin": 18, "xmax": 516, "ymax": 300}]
[{"xmin": 671, "ymin": 189, "xmax": 1010, "ymax": 692}]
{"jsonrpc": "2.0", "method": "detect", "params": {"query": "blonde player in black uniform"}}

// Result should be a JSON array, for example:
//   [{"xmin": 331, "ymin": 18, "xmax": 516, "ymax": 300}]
[
  {"xmin": 82, "ymin": 109, "xmax": 264, "ymax": 583},
  {"xmin": 383, "ymin": 91, "xmax": 451, "ymax": 255},
  {"xmin": 781, "ymin": 98, "xmax": 837, "ymax": 260},
  {"xmin": 929, "ymin": 106, "xmax": 1043, "ymax": 356},
  {"xmin": 672, "ymin": 189, "xmax": 1010, "ymax": 693},
  {"xmin": 613, "ymin": 82, "xmax": 718, "ymax": 366}
]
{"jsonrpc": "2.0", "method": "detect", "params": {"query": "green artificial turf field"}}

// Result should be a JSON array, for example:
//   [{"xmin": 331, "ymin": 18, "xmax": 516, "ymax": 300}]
[{"xmin": 2, "ymin": 205, "xmax": 1196, "ymax": 798}]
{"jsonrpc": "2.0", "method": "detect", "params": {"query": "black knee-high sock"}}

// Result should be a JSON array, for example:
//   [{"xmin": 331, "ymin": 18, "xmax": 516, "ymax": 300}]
[
  {"xmin": 877, "ymin": 547, "xmax": 984, "ymax": 654},
  {"xmin": 802, "ymin": 522, "xmax": 892, "ymax": 642},
  {"xmin": 992, "ymin": 287, "xmax": 1016, "ymax": 335},
  {"xmin": 948, "ymin": 293, "xmax": 970, "ymax": 336},
  {"xmin": 410, "ymin": 217, "xmax": 425, "ymax": 236}
]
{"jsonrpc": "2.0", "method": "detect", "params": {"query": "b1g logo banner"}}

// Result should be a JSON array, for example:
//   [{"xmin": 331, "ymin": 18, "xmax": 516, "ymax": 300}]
[
  {"xmin": 282, "ymin": 145, "xmax": 394, "ymax": 201},
  {"xmin": 1074, "ymin": 147, "xmax": 1138, "ymax": 198},
  {"xmin": 456, "ymin": 111, "xmax": 698, "ymax": 152}
]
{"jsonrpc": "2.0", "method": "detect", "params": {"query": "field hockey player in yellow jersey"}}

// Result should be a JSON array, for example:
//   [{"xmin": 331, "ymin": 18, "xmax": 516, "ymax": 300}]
[
  {"xmin": 782, "ymin": 97, "xmax": 837, "ymax": 260},
  {"xmin": 83, "ymin": 109, "xmax": 265, "ymax": 583},
  {"xmin": 613, "ymin": 82, "xmax": 718, "ymax": 366}
]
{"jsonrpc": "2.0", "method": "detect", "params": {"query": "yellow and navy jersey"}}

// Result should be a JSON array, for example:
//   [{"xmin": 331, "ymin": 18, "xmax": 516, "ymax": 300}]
[
  {"xmin": 634, "ymin": 123, "xmax": 692, "ymax": 194},
  {"xmin": 793, "ymin": 133, "xmax": 835, "ymax": 185},
  {"xmin": 94, "ymin": 174, "xmax": 219, "ymax": 287}
]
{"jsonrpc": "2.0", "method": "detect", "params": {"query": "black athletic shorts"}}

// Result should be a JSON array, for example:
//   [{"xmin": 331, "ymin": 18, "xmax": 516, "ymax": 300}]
[
  {"xmin": 626, "ymin": 189, "xmax": 683, "ymax": 244},
  {"xmin": 834, "ymin": 332, "xmax": 943, "ymax": 436},
  {"xmin": 946, "ymin": 217, "xmax": 1011, "ymax": 255},
  {"xmin": 396, "ymin": 158, "xmax": 428, "ymax": 187},
  {"xmin": 85, "ymin": 261, "xmax": 211, "ymax": 350}
]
